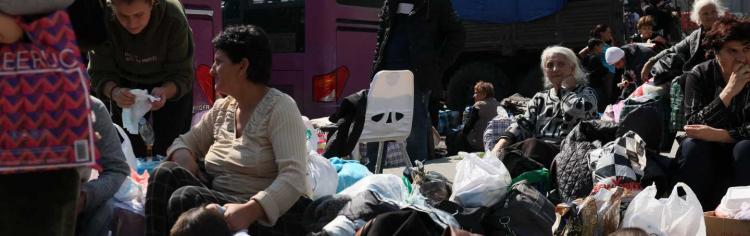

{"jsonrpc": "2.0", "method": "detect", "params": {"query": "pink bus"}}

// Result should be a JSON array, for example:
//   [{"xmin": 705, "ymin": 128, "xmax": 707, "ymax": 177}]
[
  {"xmin": 180, "ymin": 0, "xmax": 223, "ymax": 123},
  {"xmin": 223, "ymin": 0, "xmax": 383, "ymax": 118}
]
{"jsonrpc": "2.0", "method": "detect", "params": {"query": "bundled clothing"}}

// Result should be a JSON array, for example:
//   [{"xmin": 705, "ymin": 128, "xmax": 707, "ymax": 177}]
[{"xmin": 551, "ymin": 120, "xmax": 619, "ymax": 202}]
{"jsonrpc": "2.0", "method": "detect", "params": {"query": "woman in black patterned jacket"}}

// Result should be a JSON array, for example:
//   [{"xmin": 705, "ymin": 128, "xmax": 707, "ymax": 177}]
[
  {"xmin": 678, "ymin": 17, "xmax": 750, "ymax": 210},
  {"xmin": 491, "ymin": 46, "xmax": 598, "ymax": 167}
]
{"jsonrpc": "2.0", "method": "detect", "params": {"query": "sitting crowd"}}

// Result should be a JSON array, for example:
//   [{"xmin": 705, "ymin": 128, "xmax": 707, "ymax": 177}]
[
  {"xmin": 476, "ymin": 0, "xmax": 749, "ymax": 213},
  {"xmin": 2, "ymin": 0, "xmax": 748, "ymax": 235}
]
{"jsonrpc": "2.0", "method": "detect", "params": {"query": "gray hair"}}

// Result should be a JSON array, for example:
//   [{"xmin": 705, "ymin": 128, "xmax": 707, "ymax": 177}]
[
  {"xmin": 540, "ymin": 45, "xmax": 587, "ymax": 89},
  {"xmin": 690, "ymin": 0, "xmax": 727, "ymax": 25}
]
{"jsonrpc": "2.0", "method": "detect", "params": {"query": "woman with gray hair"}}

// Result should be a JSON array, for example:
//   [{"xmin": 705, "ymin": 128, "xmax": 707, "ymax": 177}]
[
  {"xmin": 640, "ymin": 0, "xmax": 726, "ymax": 80},
  {"xmin": 491, "ymin": 46, "xmax": 598, "ymax": 167}
]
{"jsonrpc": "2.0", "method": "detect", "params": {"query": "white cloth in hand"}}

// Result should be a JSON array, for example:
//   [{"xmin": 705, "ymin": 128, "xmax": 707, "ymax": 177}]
[{"xmin": 122, "ymin": 89, "xmax": 160, "ymax": 134}]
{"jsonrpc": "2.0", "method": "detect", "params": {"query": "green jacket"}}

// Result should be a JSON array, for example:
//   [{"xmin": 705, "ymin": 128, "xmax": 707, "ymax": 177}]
[{"xmin": 89, "ymin": 0, "xmax": 194, "ymax": 100}]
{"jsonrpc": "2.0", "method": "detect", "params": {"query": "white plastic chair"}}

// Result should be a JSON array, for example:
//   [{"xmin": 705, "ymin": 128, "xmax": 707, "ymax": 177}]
[{"xmin": 352, "ymin": 70, "xmax": 414, "ymax": 173}]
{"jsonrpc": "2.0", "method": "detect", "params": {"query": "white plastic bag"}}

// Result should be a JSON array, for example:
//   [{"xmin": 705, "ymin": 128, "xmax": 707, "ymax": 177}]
[
  {"xmin": 302, "ymin": 116, "xmax": 319, "ymax": 153},
  {"xmin": 307, "ymin": 151, "xmax": 338, "ymax": 200},
  {"xmin": 621, "ymin": 183, "xmax": 706, "ymax": 236},
  {"xmin": 715, "ymin": 186, "xmax": 750, "ymax": 219},
  {"xmin": 115, "ymin": 176, "xmax": 142, "ymax": 202},
  {"xmin": 340, "ymin": 174, "xmax": 407, "ymax": 202},
  {"xmin": 450, "ymin": 152, "xmax": 512, "ymax": 208},
  {"xmin": 113, "ymin": 123, "xmax": 138, "ymax": 170},
  {"xmin": 122, "ymin": 89, "xmax": 160, "ymax": 134}
]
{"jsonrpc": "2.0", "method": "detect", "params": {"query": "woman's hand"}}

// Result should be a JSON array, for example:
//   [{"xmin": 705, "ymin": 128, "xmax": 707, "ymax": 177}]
[
  {"xmin": 684, "ymin": 124, "xmax": 734, "ymax": 143},
  {"xmin": 491, "ymin": 138, "xmax": 510, "ymax": 154},
  {"xmin": 617, "ymin": 78, "xmax": 630, "ymax": 89},
  {"xmin": 112, "ymin": 87, "xmax": 136, "ymax": 108},
  {"xmin": 0, "ymin": 13, "xmax": 22, "ymax": 44},
  {"xmin": 223, "ymin": 200, "xmax": 265, "ymax": 231},
  {"xmin": 720, "ymin": 63, "xmax": 750, "ymax": 106},
  {"xmin": 151, "ymin": 82, "xmax": 177, "ymax": 111},
  {"xmin": 171, "ymin": 149, "xmax": 210, "ymax": 184}
]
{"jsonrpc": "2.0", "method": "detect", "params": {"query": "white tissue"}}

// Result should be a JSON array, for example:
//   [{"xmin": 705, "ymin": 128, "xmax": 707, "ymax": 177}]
[{"xmin": 122, "ymin": 89, "xmax": 161, "ymax": 134}]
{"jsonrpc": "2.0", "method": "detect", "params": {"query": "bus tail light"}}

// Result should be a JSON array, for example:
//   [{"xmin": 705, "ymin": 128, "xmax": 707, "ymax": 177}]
[
  {"xmin": 313, "ymin": 66, "xmax": 349, "ymax": 102},
  {"xmin": 195, "ymin": 64, "xmax": 215, "ymax": 104}
]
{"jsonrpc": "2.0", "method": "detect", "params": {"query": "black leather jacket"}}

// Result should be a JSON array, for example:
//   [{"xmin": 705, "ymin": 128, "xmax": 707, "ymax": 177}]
[{"xmin": 371, "ymin": 0, "xmax": 465, "ymax": 94}]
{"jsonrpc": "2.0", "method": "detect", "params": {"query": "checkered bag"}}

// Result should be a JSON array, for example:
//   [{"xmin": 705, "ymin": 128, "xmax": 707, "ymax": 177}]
[
  {"xmin": 483, "ymin": 116, "xmax": 513, "ymax": 151},
  {"xmin": 358, "ymin": 142, "xmax": 405, "ymax": 168},
  {"xmin": 588, "ymin": 131, "xmax": 647, "ymax": 193},
  {"xmin": 0, "ymin": 11, "xmax": 96, "ymax": 173}
]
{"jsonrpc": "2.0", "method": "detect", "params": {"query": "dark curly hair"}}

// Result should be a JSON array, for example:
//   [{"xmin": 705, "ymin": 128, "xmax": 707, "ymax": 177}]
[
  {"xmin": 703, "ymin": 16, "xmax": 750, "ymax": 56},
  {"xmin": 170, "ymin": 206, "xmax": 231, "ymax": 236},
  {"xmin": 212, "ymin": 25, "xmax": 272, "ymax": 85},
  {"xmin": 590, "ymin": 24, "xmax": 611, "ymax": 40}
]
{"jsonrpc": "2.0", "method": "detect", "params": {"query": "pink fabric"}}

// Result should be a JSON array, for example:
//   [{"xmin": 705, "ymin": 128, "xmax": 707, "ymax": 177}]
[{"xmin": 613, "ymin": 101, "xmax": 626, "ymax": 123}]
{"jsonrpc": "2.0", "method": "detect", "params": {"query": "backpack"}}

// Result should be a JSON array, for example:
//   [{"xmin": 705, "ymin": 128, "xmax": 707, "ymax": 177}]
[{"xmin": 483, "ymin": 181, "xmax": 556, "ymax": 236}]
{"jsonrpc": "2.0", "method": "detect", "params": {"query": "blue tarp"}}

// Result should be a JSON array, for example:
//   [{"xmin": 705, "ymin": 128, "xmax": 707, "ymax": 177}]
[{"xmin": 452, "ymin": 0, "xmax": 567, "ymax": 24}]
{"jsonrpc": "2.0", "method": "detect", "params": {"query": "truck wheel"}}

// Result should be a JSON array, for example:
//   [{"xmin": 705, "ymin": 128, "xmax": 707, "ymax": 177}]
[
  {"xmin": 446, "ymin": 62, "xmax": 509, "ymax": 111},
  {"xmin": 515, "ymin": 66, "xmax": 545, "ymax": 98}
]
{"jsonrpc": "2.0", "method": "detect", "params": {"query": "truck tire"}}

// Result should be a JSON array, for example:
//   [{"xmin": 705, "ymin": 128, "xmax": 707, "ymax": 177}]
[
  {"xmin": 515, "ymin": 66, "xmax": 545, "ymax": 98},
  {"xmin": 446, "ymin": 62, "xmax": 509, "ymax": 111}
]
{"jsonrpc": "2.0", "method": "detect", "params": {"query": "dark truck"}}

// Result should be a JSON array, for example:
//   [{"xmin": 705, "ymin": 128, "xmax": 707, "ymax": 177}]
[{"xmin": 444, "ymin": 0, "xmax": 624, "ymax": 110}]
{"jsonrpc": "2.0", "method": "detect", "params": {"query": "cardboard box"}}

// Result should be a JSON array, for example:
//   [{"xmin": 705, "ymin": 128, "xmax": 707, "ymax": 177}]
[{"xmin": 704, "ymin": 211, "xmax": 750, "ymax": 236}]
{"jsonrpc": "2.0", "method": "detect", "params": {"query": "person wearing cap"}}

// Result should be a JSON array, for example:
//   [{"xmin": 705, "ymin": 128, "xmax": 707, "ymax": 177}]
[
  {"xmin": 605, "ymin": 44, "xmax": 656, "ymax": 100},
  {"xmin": 491, "ymin": 46, "xmax": 598, "ymax": 168}
]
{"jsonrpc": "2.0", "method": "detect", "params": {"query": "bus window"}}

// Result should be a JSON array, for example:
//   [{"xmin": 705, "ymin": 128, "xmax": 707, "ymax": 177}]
[
  {"xmin": 222, "ymin": 0, "xmax": 305, "ymax": 53},
  {"xmin": 336, "ymin": 0, "xmax": 384, "ymax": 8}
]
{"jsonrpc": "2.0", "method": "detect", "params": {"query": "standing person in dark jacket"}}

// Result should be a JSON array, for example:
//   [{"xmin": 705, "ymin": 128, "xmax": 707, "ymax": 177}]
[
  {"xmin": 678, "ymin": 17, "xmax": 750, "ymax": 211},
  {"xmin": 370, "ymin": 0, "xmax": 465, "ymax": 163},
  {"xmin": 89, "ymin": 0, "xmax": 194, "ymax": 157}
]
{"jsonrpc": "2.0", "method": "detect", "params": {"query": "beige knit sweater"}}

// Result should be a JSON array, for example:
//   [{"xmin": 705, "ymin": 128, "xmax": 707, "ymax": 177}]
[{"xmin": 167, "ymin": 88, "xmax": 309, "ymax": 226}]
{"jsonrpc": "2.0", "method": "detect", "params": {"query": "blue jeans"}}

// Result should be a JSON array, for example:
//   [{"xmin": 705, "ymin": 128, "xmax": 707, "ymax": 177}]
[
  {"xmin": 406, "ymin": 90, "xmax": 431, "ymax": 164},
  {"xmin": 366, "ymin": 89, "xmax": 431, "ymax": 170},
  {"xmin": 677, "ymin": 138, "xmax": 750, "ymax": 210}
]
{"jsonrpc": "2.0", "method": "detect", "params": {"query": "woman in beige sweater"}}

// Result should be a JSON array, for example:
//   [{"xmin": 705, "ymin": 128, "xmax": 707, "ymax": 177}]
[{"xmin": 144, "ymin": 25, "xmax": 310, "ymax": 236}]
